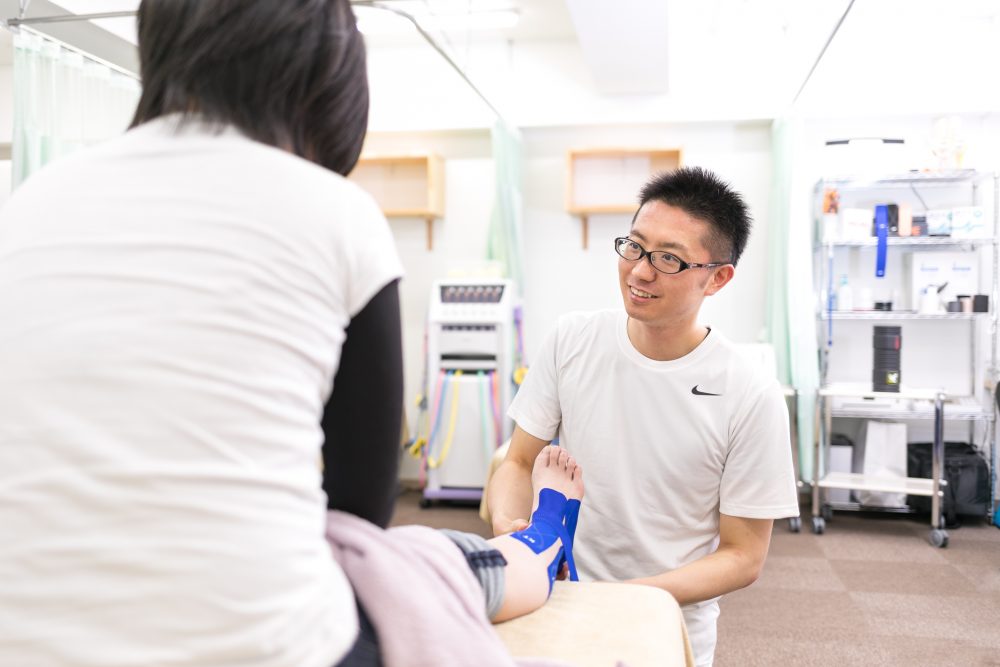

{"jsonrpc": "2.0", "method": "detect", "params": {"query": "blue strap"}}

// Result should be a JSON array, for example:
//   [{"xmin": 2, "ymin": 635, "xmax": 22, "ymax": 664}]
[
  {"xmin": 509, "ymin": 488, "xmax": 579, "ymax": 591},
  {"xmin": 875, "ymin": 204, "xmax": 889, "ymax": 278},
  {"xmin": 558, "ymin": 499, "xmax": 581, "ymax": 582}
]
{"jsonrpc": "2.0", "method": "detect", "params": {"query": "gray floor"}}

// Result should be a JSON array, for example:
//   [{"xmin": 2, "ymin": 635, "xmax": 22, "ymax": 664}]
[{"xmin": 390, "ymin": 492, "xmax": 1000, "ymax": 667}]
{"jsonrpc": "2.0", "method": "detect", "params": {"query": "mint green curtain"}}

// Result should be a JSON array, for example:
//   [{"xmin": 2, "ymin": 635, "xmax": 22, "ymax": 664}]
[
  {"xmin": 486, "ymin": 120, "xmax": 525, "ymax": 295},
  {"xmin": 765, "ymin": 116, "xmax": 819, "ymax": 483},
  {"xmin": 12, "ymin": 32, "xmax": 140, "ymax": 189}
]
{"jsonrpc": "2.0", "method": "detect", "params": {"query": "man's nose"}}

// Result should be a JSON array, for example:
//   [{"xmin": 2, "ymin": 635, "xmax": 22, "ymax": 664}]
[{"xmin": 631, "ymin": 256, "xmax": 657, "ymax": 281}]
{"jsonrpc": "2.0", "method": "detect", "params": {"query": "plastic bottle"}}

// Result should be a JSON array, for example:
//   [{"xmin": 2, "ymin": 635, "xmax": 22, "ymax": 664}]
[{"xmin": 836, "ymin": 275, "xmax": 853, "ymax": 311}]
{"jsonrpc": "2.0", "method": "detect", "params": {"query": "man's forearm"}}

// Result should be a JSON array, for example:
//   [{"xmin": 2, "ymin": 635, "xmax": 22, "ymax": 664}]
[
  {"xmin": 486, "ymin": 459, "xmax": 534, "ymax": 534},
  {"xmin": 626, "ymin": 547, "xmax": 764, "ymax": 606}
]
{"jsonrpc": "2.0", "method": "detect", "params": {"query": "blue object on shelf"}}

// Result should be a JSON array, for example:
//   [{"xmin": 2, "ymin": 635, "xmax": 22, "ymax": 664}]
[{"xmin": 874, "ymin": 204, "xmax": 889, "ymax": 278}]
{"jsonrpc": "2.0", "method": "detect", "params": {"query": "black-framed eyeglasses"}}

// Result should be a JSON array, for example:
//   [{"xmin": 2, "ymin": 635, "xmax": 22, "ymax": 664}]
[{"xmin": 613, "ymin": 237, "xmax": 730, "ymax": 275}]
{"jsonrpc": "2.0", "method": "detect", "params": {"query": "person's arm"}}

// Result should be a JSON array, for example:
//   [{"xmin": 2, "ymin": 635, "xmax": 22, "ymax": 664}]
[
  {"xmin": 321, "ymin": 279, "xmax": 403, "ymax": 528},
  {"xmin": 626, "ymin": 514, "xmax": 772, "ymax": 606},
  {"xmin": 486, "ymin": 424, "xmax": 550, "ymax": 535}
]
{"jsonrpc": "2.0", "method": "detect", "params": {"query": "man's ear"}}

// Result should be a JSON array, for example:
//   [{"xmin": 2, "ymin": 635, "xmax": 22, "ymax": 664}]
[{"xmin": 704, "ymin": 264, "xmax": 735, "ymax": 296}]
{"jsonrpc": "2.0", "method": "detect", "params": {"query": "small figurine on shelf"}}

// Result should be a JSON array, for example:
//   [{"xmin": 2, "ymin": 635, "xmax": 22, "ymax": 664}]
[
  {"xmin": 822, "ymin": 188, "xmax": 840, "ymax": 214},
  {"xmin": 821, "ymin": 187, "xmax": 840, "ymax": 241}
]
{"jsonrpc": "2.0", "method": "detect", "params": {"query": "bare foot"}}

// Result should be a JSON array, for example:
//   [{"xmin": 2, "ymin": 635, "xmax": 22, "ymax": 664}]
[{"xmin": 530, "ymin": 446, "xmax": 584, "ymax": 514}]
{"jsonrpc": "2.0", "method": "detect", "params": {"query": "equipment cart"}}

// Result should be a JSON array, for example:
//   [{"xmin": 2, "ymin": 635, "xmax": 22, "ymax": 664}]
[{"xmin": 813, "ymin": 384, "xmax": 949, "ymax": 547}]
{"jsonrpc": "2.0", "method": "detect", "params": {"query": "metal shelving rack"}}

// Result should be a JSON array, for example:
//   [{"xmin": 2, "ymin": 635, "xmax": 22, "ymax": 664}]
[
  {"xmin": 821, "ymin": 312, "xmax": 988, "ymax": 321},
  {"xmin": 812, "ymin": 170, "xmax": 999, "ymax": 547}
]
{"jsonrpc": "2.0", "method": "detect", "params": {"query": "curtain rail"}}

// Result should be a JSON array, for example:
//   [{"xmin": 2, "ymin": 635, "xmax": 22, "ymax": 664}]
[
  {"xmin": 7, "ymin": 11, "xmax": 136, "ymax": 27},
  {"xmin": 14, "ymin": 25, "xmax": 140, "ymax": 80},
  {"xmin": 351, "ymin": 0, "xmax": 504, "ymax": 122}
]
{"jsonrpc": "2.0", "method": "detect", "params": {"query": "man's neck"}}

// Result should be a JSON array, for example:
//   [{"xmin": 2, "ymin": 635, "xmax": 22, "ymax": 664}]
[{"xmin": 626, "ymin": 316, "xmax": 709, "ymax": 362}]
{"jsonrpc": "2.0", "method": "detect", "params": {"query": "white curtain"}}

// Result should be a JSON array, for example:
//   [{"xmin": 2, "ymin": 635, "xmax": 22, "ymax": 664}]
[
  {"xmin": 766, "ymin": 115, "xmax": 819, "ymax": 483},
  {"xmin": 12, "ymin": 31, "xmax": 141, "ymax": 189},
  {"xmin": 486, "ymin": 120, "xmax": 525, "ymax": 295}
]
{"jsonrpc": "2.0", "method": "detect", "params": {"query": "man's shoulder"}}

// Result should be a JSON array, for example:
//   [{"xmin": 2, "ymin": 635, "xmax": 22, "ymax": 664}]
[{"xmin": 697, "ymin": 333, "xmax": 780, "ymax": 395}]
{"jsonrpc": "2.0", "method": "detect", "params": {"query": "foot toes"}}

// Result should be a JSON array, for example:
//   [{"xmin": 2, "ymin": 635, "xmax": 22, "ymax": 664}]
[
  {"xmin": 536, "ymin": 446, "xmax": 552, "ymax": 469},
  {"xmin": 555, "ymin": 447, "xmax": 569, "ymax": 470}
]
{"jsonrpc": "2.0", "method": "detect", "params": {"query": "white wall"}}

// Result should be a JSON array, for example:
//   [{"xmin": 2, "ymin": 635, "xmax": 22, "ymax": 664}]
[{"xmin": 0, "ymin": 64, "xmax": 12, "ymax": 144}]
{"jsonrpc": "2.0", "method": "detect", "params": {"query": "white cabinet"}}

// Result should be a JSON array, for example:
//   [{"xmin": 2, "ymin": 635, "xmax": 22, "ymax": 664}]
[{"xmin": 349, "ymin": 154, "xmax": 445, "ymax": 250}]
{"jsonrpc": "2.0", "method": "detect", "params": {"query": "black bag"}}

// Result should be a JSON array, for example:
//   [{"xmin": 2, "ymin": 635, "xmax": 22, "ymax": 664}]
[{"xmin": 907, "ymin": 442, "xmax": 990, "ymax": 526}]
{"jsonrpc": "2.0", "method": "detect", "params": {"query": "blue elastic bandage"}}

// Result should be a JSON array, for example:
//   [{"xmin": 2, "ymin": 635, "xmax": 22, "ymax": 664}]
[
  {"xmin": 509, "ymin": 488, "xmax": 579, "ymax": 591},
  {"xmin": 559, "ymin": 498, "xmax": 581, "ymax": 582}
]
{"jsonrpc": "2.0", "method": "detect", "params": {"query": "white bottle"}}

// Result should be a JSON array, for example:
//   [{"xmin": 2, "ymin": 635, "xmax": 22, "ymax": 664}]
[{"xmin": 836, "ymin": 275, "xmax": 853, "ymax": 311}]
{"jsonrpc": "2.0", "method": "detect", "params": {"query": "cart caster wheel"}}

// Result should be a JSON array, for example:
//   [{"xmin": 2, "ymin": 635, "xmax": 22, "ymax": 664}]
[
  {"xmin": 821, "ymin": 504, "xmax": 834, "ymax": 522},
  {"xmin": 929, "ymin": 528, "xmax": 949, "ymax": 548},
  {"xmin": 812, "ymin": 517, "xmax": 825, "ymax": 535},
  {"xmin": 788, "ymin": 516, "xmax": 801, "ymax": 533},
  {"xmin": 418, "ymin": 497, "xmax": 432, "ymax": 509}
]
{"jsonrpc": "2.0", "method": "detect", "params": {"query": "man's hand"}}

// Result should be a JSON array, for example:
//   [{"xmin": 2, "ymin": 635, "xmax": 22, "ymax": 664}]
[{"xmin": 492, "ymin": 515, "xmax": 529, "ymax": 536}]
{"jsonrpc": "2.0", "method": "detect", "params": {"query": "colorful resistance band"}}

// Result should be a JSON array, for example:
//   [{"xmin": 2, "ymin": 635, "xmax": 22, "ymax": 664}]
[{"xmin": 426, "ymin": 370, "xmax": 463, "ymax": 470}]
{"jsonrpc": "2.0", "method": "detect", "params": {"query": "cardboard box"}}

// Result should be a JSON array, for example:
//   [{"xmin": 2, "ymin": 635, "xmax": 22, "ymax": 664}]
[
  {"xmin": 907, "ymin": 251, "xmax": 979, "ymax": 309},
  {"xmin": 840, "ymin": 208, "xmax": 872, "ymax": 240},
  {"xmin": 950, "ymin": 206, "xmax": 988, "ymax": 239}
]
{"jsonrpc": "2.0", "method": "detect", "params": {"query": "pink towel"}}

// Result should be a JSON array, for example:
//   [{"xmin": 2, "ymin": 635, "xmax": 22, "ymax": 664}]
[{"xmin": 326, "ymin": 511, "xmax": 572, "ymax": 667}]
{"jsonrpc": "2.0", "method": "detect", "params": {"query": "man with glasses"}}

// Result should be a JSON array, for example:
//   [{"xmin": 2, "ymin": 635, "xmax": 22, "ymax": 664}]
[{"xmin": 486, "ymin": 167, "xmax": 798, "ymax": 667}]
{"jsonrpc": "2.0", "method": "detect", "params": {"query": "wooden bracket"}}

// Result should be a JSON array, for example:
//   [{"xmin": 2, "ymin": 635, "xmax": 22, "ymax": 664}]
[
  {"xmin": 425, "ymin": 218, "xmax": 434, "ymax": 251},
  {"xmin": 581, "ymin": 215, "xmax": 589, "ymax": 249}
]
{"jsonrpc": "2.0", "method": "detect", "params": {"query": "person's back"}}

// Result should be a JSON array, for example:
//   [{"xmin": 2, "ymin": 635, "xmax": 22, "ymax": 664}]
[{"xmin": 0, "ymin": 115, "xmax": 398, "ymax": 666}]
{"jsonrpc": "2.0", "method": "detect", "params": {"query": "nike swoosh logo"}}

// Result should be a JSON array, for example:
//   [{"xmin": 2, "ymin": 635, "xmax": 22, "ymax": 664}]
[{"xmin": 691, "ymin": 385, "xmax": 721, "ymax": 396}]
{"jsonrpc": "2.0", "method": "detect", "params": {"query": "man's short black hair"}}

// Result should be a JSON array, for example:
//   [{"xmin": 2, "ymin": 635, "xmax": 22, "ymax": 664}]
[
  {"xmin": 131, "ymin": 0, "xmax": 368, "ymax": 176},
  {"xmin": 633, "ymin": 167, "xmax": 752, "ymax": 266}
]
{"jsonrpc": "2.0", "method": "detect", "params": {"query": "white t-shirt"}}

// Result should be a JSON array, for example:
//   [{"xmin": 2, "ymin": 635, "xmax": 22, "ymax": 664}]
[
  {"xmin": 0, "ymin": 117, "xmax": 403, "ymax": 667},
  {"xmin": 508, "ymin": 310, "xmax": 798, "ymax": 666}
]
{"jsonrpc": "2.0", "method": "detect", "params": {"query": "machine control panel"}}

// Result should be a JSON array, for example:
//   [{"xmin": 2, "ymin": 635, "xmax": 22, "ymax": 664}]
[
  {"xmin": 432, "ymin": 280, "xmax": 512, "ymax": 322},
  {"xmin": 440, "ymin": 284, "xmax": 506, "ymax": 304}
]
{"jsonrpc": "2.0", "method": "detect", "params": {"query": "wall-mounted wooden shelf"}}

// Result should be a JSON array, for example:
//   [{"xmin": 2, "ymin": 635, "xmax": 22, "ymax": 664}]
[
  {"xmin": 350, "ymin": 153, "xmax": 445, "ymax": 250},
  {"xmin": 566, "ymin": 148, "xmax": 683, "ymax": 248}
]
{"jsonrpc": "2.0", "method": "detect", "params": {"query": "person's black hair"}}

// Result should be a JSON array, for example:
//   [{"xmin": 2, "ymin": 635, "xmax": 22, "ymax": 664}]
[
  {"xmin": 633, "ymin": 167, "xmax": 752, "ymax": 265},
  {"xmin": 131, "ymin": 0, "xmax": 368, "ymax": 176}
]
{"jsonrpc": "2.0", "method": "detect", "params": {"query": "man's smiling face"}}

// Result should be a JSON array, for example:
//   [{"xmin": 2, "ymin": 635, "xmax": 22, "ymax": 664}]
[{"xmin": 618, "ymin": 200, "xmax": 732, "ymax": 329}]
